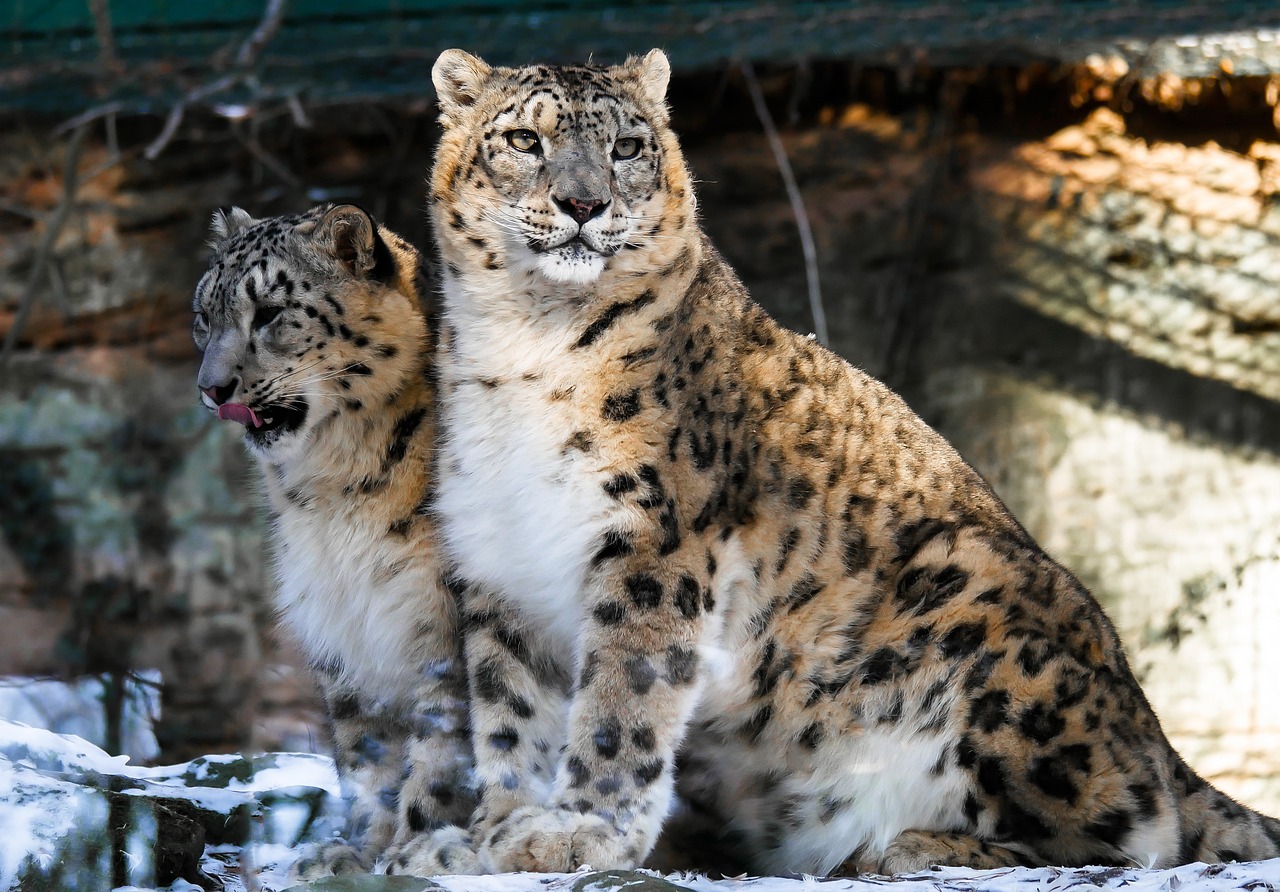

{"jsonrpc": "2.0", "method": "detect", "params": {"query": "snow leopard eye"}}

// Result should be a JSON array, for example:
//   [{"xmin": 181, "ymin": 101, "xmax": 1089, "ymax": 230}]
[
  {"xmin": 507, "ymin": 129, "xmax": 541, "ymax": 154},
  {"xmin": 252, "ymin": 304, "xmax": 283, "ymax": 330},
  {"xmin": 613, "ymin": 137, "xmax": 641, "ymax": 160},
  {"xmin": 192, "ymin": 310, "xmax": 210, "ymax": 348}
]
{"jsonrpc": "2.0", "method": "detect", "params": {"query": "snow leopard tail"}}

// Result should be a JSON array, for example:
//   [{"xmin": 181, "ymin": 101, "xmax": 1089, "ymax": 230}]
[{"xmin": 1176, "ymin": 756, "xmax": 1280, "ymax": 863}]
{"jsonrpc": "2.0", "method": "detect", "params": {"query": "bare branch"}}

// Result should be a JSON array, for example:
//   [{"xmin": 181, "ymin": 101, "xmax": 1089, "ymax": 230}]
[
  {"xmin": 144, "ymin": 102, "xmax": 187, "ymax": 161},
  {"xmin": 143, "ymin": 74, "xmax": 240, "ymax": 160},
  {"xmin": 0, "ymin": 200, "xmax": 44, "ymax": 222},
  {"xmin": 1, "ymin": 126, "xmax": 90, "ymax": 372},
  {"xmin": 741, "ymin": 62, "xmax": 829, "ymax": 347},
  {"xmin": 88, "ymin": 0, "xmax": 121, "ymax": 77},
  {"xmin": 57, "ymin": 101, "xmax": 126, "ymax": 135},
  {"xmin": 236, "ymin": 0, "xmax": 289, "ymax": 69},
  {"xmin": 234, "ymin": 122, "xmax": 301, "ymax": 187},
  {"xmin": 286, "ymin": 94, "xmax": 311, "ymax": 129}
]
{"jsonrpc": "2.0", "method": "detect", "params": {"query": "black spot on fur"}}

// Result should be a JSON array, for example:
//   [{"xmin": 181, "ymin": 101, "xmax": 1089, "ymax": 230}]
[
  {"xmin": 1085, "ymin": 810, "xmax": 1133, "ymax": 847},
  {"xmin": 604, "ymin": 473, "xmax": 638, "ymax": 498},
  {"xmin": 896, "ymin": 564, "xmax": 970, "ymax": 615},
  {"xmin": 658, "ymin": 503, "xmax": 681, "ymax": 555},
  {"xmin": 787, "ymin": 476, "xmax": 815, "ymax": 509},
  {"xmin": 566, "ymin": 756, "xmax": 590, "ymax": 788},
  {"xmin": 603, "ymin": 388, "xmax": 642, "ymax": 422},
  {"xmin": 742, "ymin": 704, "xmax": 772, "ymax": 743},
  {"xmin": 331, "ymin": 693, "xmax": 359, "ymax": 720},
  {"xmin": 674, "ymin": 574, "xmax": 701, "ymax": 618},
  {"xmin": 631, "ymin": 726, "xmax": 656, "ymax": 751},
  {"xmin": 578, "ymin": 651, "xmax": 600, "ymax": 689},
  {"xmin": 665, "ymin": 645, "xmax": 697, "ymax": 686},
  {"xmin": 573, "ymin": 292, "xmax": 656, "ymax": 349},
  {"xmin": 968, "ymin": 689, "xmax": 1011, "ymax": 732},
  {"xmin": 592, "ymin": 530, "xmax": 634, "ymax": 566},
  {"xmin": 489, "ymin": 728, "xmax": 519, "ymax": 751},
  {"xmin": 893, "ymin": 518, "xmax": 952, "ymax": 564},
  {"xmin": 860, "ymin": 647, "xmax": 913, "ymax": 684},
  {"xmin": 508, "ymin": 695, "xmax": 534, "ymax": 719},
  {"xmin": 634, "ymin": 758, "xmax": 664, "ymax": 785},
  {"xmin": 799, "ymin": 722, "xmax": 823, "ymax": 749},
  {"xmin": 1029, "ymin": 757, "xmax": 1079, "ymax": 802},
  {"xmin": 474, "ymin": 659, "xmax": 507, "ymax": 701},
  {"xmin": 594, "ymin": 601, "xmax": 626, "ymax": 625},
  {"xmin": 1128, "ymin": 782, "xmax": 1159, "ymax": 819},
  {"xmin": 407, "ymin": 804, "xmax": 428, "ymax": 832},
  {"xmin": 940, "ymin": 620, "xmax": 987, "ymax": 658},
  {"xmin": 626, "ymin": 574, "xmax": 663, "ymax": 609},
  {"xmin": 594, "ymin": 717, "xmax": 622, "ymax": 758},
  {"xmin": 997, "ymin": 802, "xmax": 1051, "ymax": 840},
  {"xmin": 384, "ymin": 407, "xmax": 426, "ymax": 469},
  {"xmin": 842, "ymin": 528, "xmax": 873, "ymax": 576},
  {"xmin": 1019, "ymin": 702, "xmax": 1065, "ymax": 744},
  {"xmin": 787, "ymin": 574, "xmax": 823, "ymax": 613},
  {"xmin": 625, "ymin": 655, "xmax": 658, "ymax": 694},
  {"xmin": 429, "ymin": 781, "xmax": 454, "ymax": 805},
  {"xmin": 1017, "ymin": 637, "xmax": 1053, "ymax": 677}
]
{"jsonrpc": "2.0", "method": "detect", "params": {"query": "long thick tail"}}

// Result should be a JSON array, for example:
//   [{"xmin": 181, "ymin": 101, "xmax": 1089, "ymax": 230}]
[{"xmin": 1176, "ymin": 758, "xmax": 1280, "ymax": 863}]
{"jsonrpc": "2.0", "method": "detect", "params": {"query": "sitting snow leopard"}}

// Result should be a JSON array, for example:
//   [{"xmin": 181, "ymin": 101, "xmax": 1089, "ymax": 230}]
[
  {"xmin": 192, "ymin": 204, "xmax": 476, "ymax": 876},
  {"xmin": 411, "ymin": 49, "xmax": 1280, "ymax": 878}
]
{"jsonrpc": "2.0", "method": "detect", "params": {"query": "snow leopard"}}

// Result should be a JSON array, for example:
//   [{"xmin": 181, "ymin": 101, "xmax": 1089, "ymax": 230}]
[
  {"xmin": 402, "ymin": 49, "xmax": 1280, "ymax": 878},
  {"xmin": 193, "ymin": 204, "xmax": 475, "ymax": 876}
]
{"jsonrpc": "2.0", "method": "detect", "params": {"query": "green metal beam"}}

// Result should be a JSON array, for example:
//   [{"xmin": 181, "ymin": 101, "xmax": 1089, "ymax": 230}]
[{"xmin": 4, "ymin": 1, "xmax": 1280, "ymax": 113}]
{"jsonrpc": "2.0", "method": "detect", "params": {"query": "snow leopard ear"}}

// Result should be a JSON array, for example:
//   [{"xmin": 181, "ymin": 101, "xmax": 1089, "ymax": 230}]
[
  {"xmin": 433, "ymin": 49, "xmax": 492, "ymax": 118},
  {"xmin": 624, "ymin": 49, "xmax": 671, "ymax": 111},
  {"xmin": 209, "ymin": 207, "xmax": 255, "ymax": 247},
  {"xmin": 310, "ymin": 204, "xmax": 397, "ymax": 284}
]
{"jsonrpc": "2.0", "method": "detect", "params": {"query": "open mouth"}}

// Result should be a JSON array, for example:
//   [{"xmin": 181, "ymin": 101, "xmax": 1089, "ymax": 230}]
[{"xmin": 215, "ymin": 399, "xmax": 308, "ymax": 444}]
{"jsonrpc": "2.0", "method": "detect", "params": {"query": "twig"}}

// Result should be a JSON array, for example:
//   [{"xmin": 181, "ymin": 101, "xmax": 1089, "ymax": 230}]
[
  {"xmin": 144, "ymin": 74, "xmax": 239, "ymax": 160},
  {"xmin": 56, "ymin": 100, "xmax": 125, "ymax": 135},
  {"xmin": 88, "ymin": 0, "xmax": 121, "ymax": 77},
  {"xmin": 286, "ymin": 93, "xmax": 311, "ymax": 129},
  {"xmin": 235, "ymin": 120, "xmax": 301, "ymax": 187},
  {"xmin": 741, "ymin": 62, "xmax": 829, "ymax": 346},
  {"xmin": 878, "ymin": 71, "xmax": 969, "ymax": 388},
  {"xmin": 144, "ymin": 103, "xmax": 187, "ymax": 161},
  {"xmin": 0, "ymin": 199, "xmax": 44, "ymax": 221},
  {"xmin": 1, "ymin": 126, "xmax": 90, "ymax": 373},
  {"xmin": 236, "ymin": 0, "xmax": 289, "ymax": 69}
]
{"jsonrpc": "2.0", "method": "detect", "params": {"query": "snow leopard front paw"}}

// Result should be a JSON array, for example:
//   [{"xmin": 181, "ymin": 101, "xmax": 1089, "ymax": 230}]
[
  {"xmin": 291, "ymin": 839, "xmax": 371, "ymax": 879},
  {"xmin": 381, "ymin": 825, "xmax": 484, "ymax": 876},
  {"xmin": 479, "ymin": 806, "xmax": 633, "ymax": 873}
]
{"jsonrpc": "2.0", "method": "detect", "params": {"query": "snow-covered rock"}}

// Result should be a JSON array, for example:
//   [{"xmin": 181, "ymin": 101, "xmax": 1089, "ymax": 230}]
[{"xmin": 4, "ymin": 719, "xmax": 1280, "ymax": 892}]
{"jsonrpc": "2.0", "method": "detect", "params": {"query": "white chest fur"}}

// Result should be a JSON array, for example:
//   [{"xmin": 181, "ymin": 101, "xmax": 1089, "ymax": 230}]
[
  {"xmin": 272, "ymin": 505, "xmax": 434, "ymax": 701},
  {"xmin": 435, "ymin": 315, "xmax": 611, "ymax": 655}
]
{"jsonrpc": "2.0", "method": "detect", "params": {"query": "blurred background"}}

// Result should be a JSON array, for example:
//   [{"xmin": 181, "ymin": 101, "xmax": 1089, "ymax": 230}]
[{"xmin": 2, "ymin": 0, "xmax": 1279, "ymax": 813}]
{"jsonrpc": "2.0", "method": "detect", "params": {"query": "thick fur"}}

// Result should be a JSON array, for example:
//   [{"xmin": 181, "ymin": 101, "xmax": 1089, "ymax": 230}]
[
  {"xmin": 423, "ymin": 50, "xmax": 1280, "ymax": 877},
  {"xmin": 193, "ymin": 205, "xmax": 475, "ymax": 877}
]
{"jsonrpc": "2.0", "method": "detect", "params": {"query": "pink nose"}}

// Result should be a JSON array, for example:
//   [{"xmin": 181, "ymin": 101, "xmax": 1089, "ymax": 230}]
[
  {"xmin": 556, "ymin": 197, "xmax": 607, "ymax": 225},
  {"xmin": 201, "ymin": 382, "xmax": 236, "ymax": 405}
]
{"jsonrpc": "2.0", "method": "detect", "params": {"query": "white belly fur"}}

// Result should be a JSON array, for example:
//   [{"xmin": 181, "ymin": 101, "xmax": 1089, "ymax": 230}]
[
  {"xmin": 274, "ymin": 510, "xmax": 436, "ymax": 702},
  {"xmin": 436, "ymin": 376, "xmax": 610, "ymax": 654}
]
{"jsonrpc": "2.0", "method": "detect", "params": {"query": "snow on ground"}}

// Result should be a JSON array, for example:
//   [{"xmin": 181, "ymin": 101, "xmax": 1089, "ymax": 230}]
[
  {"xmin": 0, "ymin": 671, "xmax": 161, "ymax": 763},
  {"xmin": 4, "ymin": 719, "xmax": 1280, "ymax": 892}
]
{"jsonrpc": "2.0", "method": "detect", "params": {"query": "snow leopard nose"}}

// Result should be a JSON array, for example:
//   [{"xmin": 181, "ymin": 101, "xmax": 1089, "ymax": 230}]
[
  {"xmin": 555, "ymin": 196, "xmax": 609, "ymax": 226},
  {"xmin": 200, "ymin": 379, "xmax": 239, "ymax": 406}
]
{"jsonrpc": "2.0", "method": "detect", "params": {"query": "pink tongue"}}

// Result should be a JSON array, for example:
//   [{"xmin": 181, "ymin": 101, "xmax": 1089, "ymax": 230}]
[{"xmin": 217, "ymin": 403, "xmax": 263, "ymax": 428}]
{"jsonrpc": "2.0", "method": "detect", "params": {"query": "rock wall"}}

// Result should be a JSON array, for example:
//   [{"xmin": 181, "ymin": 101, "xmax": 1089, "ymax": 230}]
[{"xmin": 1, "ymin": 74, "xmax": 1277, "ymax": 807}]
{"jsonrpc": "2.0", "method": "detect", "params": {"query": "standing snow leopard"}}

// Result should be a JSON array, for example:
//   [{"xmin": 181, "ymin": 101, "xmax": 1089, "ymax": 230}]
[
  {"xmin": 192, "ymin": 204, "xmax": 476, "ymax": 876},
  {"xmin": 409, "ymin": 49, "xmax": 1280, "ymax": 878}
]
